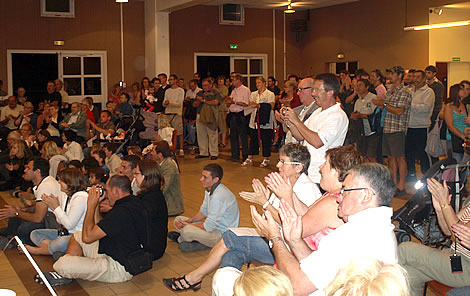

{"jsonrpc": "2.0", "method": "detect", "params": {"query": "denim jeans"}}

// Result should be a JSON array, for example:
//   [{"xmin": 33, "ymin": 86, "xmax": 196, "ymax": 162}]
[
  {"xmin": 30, "ymin": 229, "xmax": 72, "ymax": 254},
  {"xmin": 220, "ymin": 230, "xmax": 274, "ymax": 270}
]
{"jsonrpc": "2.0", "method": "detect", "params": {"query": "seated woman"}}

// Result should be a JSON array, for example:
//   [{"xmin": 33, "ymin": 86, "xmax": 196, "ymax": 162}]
[
  {"xmin": 41, "ymin": 105, "xmax": 63, "ymax": 138},
  {"xmin": 398, "ymin": 178, "xmax": 470, "ymax": 296},
  {"xmin": 61, "ymin": 130, "xmax": 84, "ymax": 162},
  {"xmin": 163, "ymin": 145, "xmax": 363, "ymax": 292},
  {"xmin": 41, "ymin": 141, "xmax": 67, "ymax": 179},
  {"xmin": 233, "ymin": 266, "xmax": 293, "ymax": 296},
  {"xmin": 26, "ymin": 168, "xmax": 87, "ymax": 258},
  {"xmin": 5, "ymin": 140, "xmax": 29, "ymax": 190},
  {"xmin": 151, "ymin": 141, "xmax": 184, "ymax": 216},
  {"xmin": 31, "ymin": 129, "xmax": 51, "ymax": 156},
  {"xmin": 133, "ymin": 159, "xmax": 168, "ymax": 261}
]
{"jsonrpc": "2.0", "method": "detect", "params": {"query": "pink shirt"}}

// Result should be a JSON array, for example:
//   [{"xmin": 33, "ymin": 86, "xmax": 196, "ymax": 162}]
[{"xmin": 229, "ymin": 85, "xmax": 251, "ymax": 113}]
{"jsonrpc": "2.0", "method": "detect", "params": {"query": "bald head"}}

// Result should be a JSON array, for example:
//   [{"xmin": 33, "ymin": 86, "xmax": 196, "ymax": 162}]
[{"xmin": 298, "ymin": 78, "xmax": 315, "ymax": 106}]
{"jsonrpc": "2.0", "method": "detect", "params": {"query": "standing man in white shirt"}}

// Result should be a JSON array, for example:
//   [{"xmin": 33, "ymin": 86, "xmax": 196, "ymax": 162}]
[
  {"xmin": 351, "ymin": 79, "xmax": 378, "ymax": 162},
  {"xmin": 281, "ymin": 73, "xmax": 349, "ymax": 185},
  {"xmin": 164, "ymin": 74, "xmax": 185, "ymax": 157},
  {"xmin": 0, "ymin": 158, "xmax": 64, "ymax": 247},
  {"xmin": 405, "ymin": 70, "xmax": 435, "ymax": 179},
  {"xmin": 226, "ymin": 74, "xmax": 251, "ymax": 162}
]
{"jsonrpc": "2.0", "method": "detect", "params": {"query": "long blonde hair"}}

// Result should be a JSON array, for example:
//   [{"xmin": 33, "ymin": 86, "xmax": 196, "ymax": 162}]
[
  {"xmin": 234, "ymin": 266, "xmax": 293, "ymax": 296},
  {"xmin": 10, "ymin": 140, "xmax": 26, "ymax": 159},
  {"xmin": 42, "ymin": 141, "xmax": 61, "ymax": 159}
]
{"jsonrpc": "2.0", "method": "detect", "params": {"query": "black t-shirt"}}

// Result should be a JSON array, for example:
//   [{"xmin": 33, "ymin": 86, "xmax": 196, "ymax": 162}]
[
  {"xmin": 268, "ymin": 85, "xmax": 281, "ymax": 96},
  {"xmin": 154, "ymin": 85, "xmax": 171, "ymax": 113},
  {"xmin": 43, "ymin": 91, "xmax": 62, "ymax": 106},
  {"xmin": 98, "ymin": 195, "xmax": 150, "ymax": 270},
  {"xmin": 136, "ymin": 185, "xmax": 168, "ymax": 260}
]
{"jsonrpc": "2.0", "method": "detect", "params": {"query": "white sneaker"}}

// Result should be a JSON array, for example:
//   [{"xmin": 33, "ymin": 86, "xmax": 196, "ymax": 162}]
[
  {"xmin": 241, "ymin": 158, "xmax": 253, "ymax": 166},
  {"xmin": 260, "ymin": 159, "xmax": 270, "ymax": 168},
  {"xmin": 179, "ymin": 149, "xmax": 184, "ymax": 157}
]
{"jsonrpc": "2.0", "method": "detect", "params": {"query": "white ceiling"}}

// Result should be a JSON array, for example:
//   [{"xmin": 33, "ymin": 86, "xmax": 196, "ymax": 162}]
[{"xmin": 204, "ymin": 0, "xmax": 359, "ymax": 10}]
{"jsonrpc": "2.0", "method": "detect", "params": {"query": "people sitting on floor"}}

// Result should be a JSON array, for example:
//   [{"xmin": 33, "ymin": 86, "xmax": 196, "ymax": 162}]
[
  {"xmin": 26, "ymin": 168, "xmax": 88, "ymax": 259},
  {"xmin": 61, "ymin": 130, "xmax": 84, "ymax": 162},
  {"xmin": 103, "ymin": 143, "xmax": 121, "ymax": 177},
  {"xmin": 167, "ymin": 163, "xmax": 239, "ymax": 252},
  {"xmin": 152, "ymin": 140, "xmax": 184, "ymax": 216},
  {"xmin": 0, "ymin": 158, "xmax": 64, "ymax": 247},
  {"xmin": 117, "ymin": 154, "xmax": 140, "ymax": 195},
  {"xmin": 48, "ymin": 175, "xmax": 153, "ymax": 285},
  {"xmin": 41, "ymin": 141, "xmax": 67, "ymax": 179}
]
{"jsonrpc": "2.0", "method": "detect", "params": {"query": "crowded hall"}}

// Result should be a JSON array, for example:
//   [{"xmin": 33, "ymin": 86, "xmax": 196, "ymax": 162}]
[{"xmin": 2, "ymin": 0, "xmax": 470, "ymax": 295}]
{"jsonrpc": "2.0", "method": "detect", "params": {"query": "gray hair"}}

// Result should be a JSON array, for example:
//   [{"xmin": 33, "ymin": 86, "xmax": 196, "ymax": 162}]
[
  {"xmin": 348, "ymin": 163, "xmax": 395, "ymax": 207},
  {"xmin": 108, "ymin": 175, "xmax": 131, "ymax": 194},
  {"xmin": 279, "ymin": 143, "xmax": 310, "ymax": 175}
]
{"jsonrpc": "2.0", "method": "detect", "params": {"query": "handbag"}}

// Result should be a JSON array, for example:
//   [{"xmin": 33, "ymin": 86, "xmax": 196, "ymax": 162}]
[
  {"xmin": 124, "ymin": 209, "xmax": 153, "ymax": 276},
  {"xmin": 425, "ymin": 119, "xmax": 445, "ymax": 158}
]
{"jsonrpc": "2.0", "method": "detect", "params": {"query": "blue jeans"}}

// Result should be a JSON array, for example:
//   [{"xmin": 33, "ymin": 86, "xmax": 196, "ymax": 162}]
[
  {"xmin": 220, "ymin": 230, "xmax": 275, "ymax": 270},
  {"xmin": 30, "ymin": 229, "xmax": 72, "ymax": 254}
]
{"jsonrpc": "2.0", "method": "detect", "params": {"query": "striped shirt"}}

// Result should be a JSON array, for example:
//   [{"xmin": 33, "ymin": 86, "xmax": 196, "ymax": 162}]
[
  {"xmin": 383, "ymin": 83, "xmax": 412, "ymax": 134},
  {"xmin": 453, "ymin": 205, "xmax": 470, "ymax": 258}
]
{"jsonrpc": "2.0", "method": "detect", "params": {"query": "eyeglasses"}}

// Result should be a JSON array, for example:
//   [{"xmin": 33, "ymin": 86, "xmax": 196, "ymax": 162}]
[
  {"xmin": 296, "ymin": 87, "xmax": 312, "ymax": 93},
  {"xmin": 340, "ymin": 187, "xmax": 375, "ymax": 196},
  {"xmin": 278, "ymin": 160, "xmax": 302, "ymax": 166}
]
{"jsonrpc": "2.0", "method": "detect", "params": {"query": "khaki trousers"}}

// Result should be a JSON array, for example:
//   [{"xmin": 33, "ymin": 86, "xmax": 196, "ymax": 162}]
[
  {"xmin": 196, "ymin": 115, "xmax": 219, "ymax": 157},
  {"xmin": 53, "ymin": 231, "xmax": 132, "ymax": 283},
  {"xmin": 174, "ymin": 216, "xmax": 222, "ymax": 247}
]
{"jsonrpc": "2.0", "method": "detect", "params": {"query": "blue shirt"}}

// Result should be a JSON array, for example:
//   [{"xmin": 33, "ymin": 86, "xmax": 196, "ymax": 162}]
[{"xmin": 200, "ymin": 183, "xmax": 240, "ymax": 232}]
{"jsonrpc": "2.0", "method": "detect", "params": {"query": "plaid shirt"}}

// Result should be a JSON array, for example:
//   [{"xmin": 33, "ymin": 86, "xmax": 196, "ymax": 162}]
[{"xmin": 383, "ymin": 83, "xmax": 412, "ymax": 133}]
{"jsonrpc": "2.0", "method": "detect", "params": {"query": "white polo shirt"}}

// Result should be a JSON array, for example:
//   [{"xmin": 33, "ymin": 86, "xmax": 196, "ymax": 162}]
[
  {"xmin": 303, "ymin": 103, "xmax": 348, "ymax": 183},
  {"xmin": 33, "ymin": 176, "xmax": 67, "ymax": 213}
]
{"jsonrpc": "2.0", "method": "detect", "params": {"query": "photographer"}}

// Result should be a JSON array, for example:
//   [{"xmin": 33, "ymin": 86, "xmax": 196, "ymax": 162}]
[{"xmin": 26, "ymin": 168, "xmax": 88, "ymax": 258}]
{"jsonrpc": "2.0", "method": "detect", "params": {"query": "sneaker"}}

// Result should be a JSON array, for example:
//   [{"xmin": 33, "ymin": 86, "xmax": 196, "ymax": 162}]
[
  {"xmin": 260, "ymin": 159, "xmax": 270, "ymax": 168},
  {"xmin": 52, "ymin": 251, "xmax": 65, "ymax": 261},
  {"xmin": 178, "ymin": 241, "xmax": 208, "ymax": 252},
  {"xmin": 241, "ymin": 158, "xmax": 253, "ymax": 167},
  {"xmin": 167, "ymin": 231, "xmax": 181, "ymax": 242},
  {"xmin": 34, "ymin": 272, "xmax": 72, "ymax": 287},
  {"xmin": 179, "ymin": 149, "xmax": 184, "ymax": 157}
]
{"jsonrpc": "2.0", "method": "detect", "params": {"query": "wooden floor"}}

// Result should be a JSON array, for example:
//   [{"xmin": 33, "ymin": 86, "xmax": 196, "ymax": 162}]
[{"xmin": 0, "ymin": 147, "xmax": 439, "ymax": 296}]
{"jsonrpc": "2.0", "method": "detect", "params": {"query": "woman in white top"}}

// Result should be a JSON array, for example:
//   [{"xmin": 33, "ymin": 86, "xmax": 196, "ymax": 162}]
[
  {"xmin": 62, "ymin": 130, "xmax": 84, "ymax": 162},
  {"xmin": 41, "ymin": 141, "xmax": 67, "ymax": 178},
  {"xmin": 26, "ymin": 168, "xmax": 88, "ymax": 256},
  {"xmin": 242, "ymin": 77, "xmax": 275, "ymax": 168}
]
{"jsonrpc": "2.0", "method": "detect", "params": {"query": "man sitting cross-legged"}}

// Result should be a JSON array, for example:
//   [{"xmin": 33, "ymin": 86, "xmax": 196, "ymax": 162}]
[
  {"xmin": 38, "ymin": 175, "xmax": 152, "ymax": 286},
  {"xmin": 167, "ymin": 163, "xmax": 240, "ymax": 252}
]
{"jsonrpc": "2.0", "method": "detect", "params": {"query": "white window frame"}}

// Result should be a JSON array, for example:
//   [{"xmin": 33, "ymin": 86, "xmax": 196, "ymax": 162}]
[
  {"xmin": 194, "ymin": 52, "xmax": 268, "ymax": 91},
  {"xmin": 7, "ymin": 49, "xmax": 107, "ymax": 106}
]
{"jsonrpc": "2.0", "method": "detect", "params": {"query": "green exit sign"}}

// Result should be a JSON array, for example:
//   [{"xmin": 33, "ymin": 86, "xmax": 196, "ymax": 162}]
[
  {"xmin": 230, "ymin": 44, "xmax": 238, "ymax": 49},
  {"xmin": 453, "ymin": 57, "xmax": 461, "ymax": 62}
]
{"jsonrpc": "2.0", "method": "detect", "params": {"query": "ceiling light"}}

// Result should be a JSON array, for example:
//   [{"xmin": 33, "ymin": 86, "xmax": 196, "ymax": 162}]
[
  {"xmin": 404, "ymin": 20, "xmax": 470, "ymax": 31},
  {"xmin": 115, "ymin": 0, "xmax": 128, "ymax": 2},
  {"xmin": 284, "ymin": 4, "xmax": 295, "ymax": 13}
]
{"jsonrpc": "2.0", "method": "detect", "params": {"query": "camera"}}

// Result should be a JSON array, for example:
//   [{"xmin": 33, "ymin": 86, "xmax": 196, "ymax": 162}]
[
  {"xmin": 87, "ymin": 185, "xmax": 105, "ymax": 198},
  {"xmin": 57, "ymin": 228, "xmax": 69, "ymax": 236},
  {"xmin": 281, "ymin": 108, "xmax": 287, "ymax": 116}
]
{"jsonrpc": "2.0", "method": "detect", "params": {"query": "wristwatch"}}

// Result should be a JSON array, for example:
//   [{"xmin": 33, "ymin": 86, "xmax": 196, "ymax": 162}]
[
  {"xmin": 14, "ymin": 211, "xmax": 19, "ymax": 217},
  {"xmin": 269, "ymin": 237, "xmax": 283, "ymax": 249},
  {"xmin": 383, "ymin": 103, "xmax": 388, "ymax": 108}
]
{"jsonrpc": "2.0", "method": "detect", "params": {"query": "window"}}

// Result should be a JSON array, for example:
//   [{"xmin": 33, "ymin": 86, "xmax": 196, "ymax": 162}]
[
  {"xmin": 61, "ymin": 54, "xmax": 105, "ymax": 98},
  {"xmin": 231, "ymin": 57, "xmax": 266, "ymax": 91},
  {"xmin": 219, "ymin": 4, "xmax": 245, "ymax": 26}
]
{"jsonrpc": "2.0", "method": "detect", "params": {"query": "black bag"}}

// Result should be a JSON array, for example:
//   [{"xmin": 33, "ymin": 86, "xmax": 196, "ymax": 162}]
[
  {"xmin": 124, "ymin": 247, "xmax": 153, "ymax": 276},
  {"xmin": 451, "ymin": 133, "xmax": 465, "ymax": 154},
  {"xmin": 123, "ymin": 208, "xmax": 153, "ymax": 276}
]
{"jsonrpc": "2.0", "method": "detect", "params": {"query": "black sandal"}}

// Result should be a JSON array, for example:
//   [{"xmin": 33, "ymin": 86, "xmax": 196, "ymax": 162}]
[{"xmin": 162, "ymin": 275, "xmax": 201, "ymax": 292}]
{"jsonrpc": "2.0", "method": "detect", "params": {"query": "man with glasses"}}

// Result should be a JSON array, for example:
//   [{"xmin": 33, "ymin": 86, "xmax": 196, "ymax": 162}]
[
  {"xmin": 226, "ymin": 162, "xmax": 398, "ymax": 296},
  {"xmin": 280, "ymin": 73, "xmax": 348, "ymax": 185}
]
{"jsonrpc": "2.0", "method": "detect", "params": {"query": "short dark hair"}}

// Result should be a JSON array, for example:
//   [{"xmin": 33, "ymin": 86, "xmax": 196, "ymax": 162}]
[
  {"xmin": 287, "ymin": 74, "xmax": 299, "ymax": 81},
  {"xmin": 57, "ymin": 168, "xmax": 87, "ymax": 195},
  {"xmin": 155, "ymin": 140, "xmax": 172, "ymax": 158},
  {"xmin": 189, "ymin": 79, "xmax": 198, "ymax": 85},
  {"xmin": 358, "ymin": 78, "xmax": 370, "ymax": 88},
  {"xmin": 347, "ymin": 163, "xmax": 395, "ymax": 207},
  {"xmin": 104, "ymin": 142, "xmax": 117, "ymax": 153},
  {"xmin": 233, "ymin": 74, "xmax": 243, "ymax": 82},
  {"xmin": 203, "ymin": 163, "xmax": 223, "ymax": 181},
  {"xmin": 415, "ymin": 70, "xmax": 425, "ymax": 79},
  {"xmin": 326, "ymin": 145, "xmax": 364, "ymax": 182},
  {"xmin": 169, "ymin": 74, "xmax": 178, "ymax": 80},
  {"xmin": 158, "ymin": 73, "xmax": 168, "ymax": 79},
  {"xmin": 151, "ymin": 77, "xmax": 161, "ymax": 84},
  {"xmin": 371, "ymin": 69, "xmax": 385, "ymax": 84},
  {"xmin": 279, "ymin": 143, "xmax": 310, "ymax": 175},
  {"xmin": 408, "ymin": 69, "xmax": 416, "ymax": 74},
  {"xmin": 108, "ymin": 175, "xmax": 131, "ymax": 194},
  {"xmin": 315, "ymin": 73, "xmax": 340, "ymax": 98},
  {"xmin": 68, "ymin": 160, "xmax": 83, "ymax": 169},
  {"xmin": 121, "ymin": 92, "xmax": 130, "ymax": 101},
  {"xmin": 122, "ymin": 154, "xmax": 140, "ymax": 169},
  {"xmin": 425, "ymin": 65, "xmax": 437, "ymax": 73},
  {"xmin": 81, "ymin": 157, "xmax": 99, "ymax": 171},
  {"xmin": 461, "ymin": 80, "xmax": 470, "ymax": 87},
  {"xmin": 63, "ymin": 130, "xmax": 77, "ymax": 142},
  {"xmin": 355, "ymin": 69, "xmax": 369, "ymax": 78},
  {"xmin": 101, "ymin": 110, "xmax": 112, "ymax": 118},
  {"xmin": 89, "ymin": 167, "xmax": 108, "ymax": 183},
  {"xmin": 268, "ymin": 76, "xmax": 276, "ymax": 82},
  {"xmin": 32, "ymin": 157, "xmax": 50, "ymax": 177}
]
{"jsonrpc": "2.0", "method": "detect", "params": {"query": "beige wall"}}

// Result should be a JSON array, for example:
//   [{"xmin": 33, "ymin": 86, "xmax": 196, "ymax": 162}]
[
  {"xmin": 0, "ymin": 0, "xmax": 145, "ymax": 95},
  {"xmin": 169, "ymin": 5, "xmax": 302, "ymax": 82}
]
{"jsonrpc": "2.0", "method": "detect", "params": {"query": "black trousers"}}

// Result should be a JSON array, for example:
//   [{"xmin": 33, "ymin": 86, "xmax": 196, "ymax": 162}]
[
  {"xmin": 248, "ymin": 128, "xmax": 274, "ymax": 158},
  {"xmin": 229, "ymin": 112, "xmax": 249, "ymax": 160},
  {"xmin": 405, "ymin": 128, "xmax": 430, "ymax": 175}
]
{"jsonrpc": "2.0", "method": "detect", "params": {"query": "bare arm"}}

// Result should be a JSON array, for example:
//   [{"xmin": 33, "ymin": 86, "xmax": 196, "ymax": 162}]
[
  {"xmin": 301, "ymin": 196, "xmax": 344, "ymax": 237},
  {"xmin": 82, "ymin": 187, "xmax": 106, "ymax": 243},
  {"xmin": 444, "ymin": 104, "xmax": 466, "ymax": 140}
]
